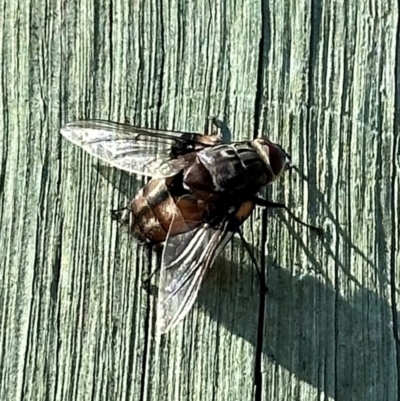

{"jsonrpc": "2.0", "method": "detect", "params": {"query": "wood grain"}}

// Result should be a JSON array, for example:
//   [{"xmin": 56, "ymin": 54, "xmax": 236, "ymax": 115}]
[{"xmin": 0, "ymin": 0, "xmax": 398, "ymax": 400}]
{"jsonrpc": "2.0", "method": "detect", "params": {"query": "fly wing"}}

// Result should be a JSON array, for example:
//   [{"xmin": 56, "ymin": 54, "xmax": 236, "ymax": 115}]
[
  {"xmin": 60, "ymin": 119, "xmax": 221, "ymax": 177},
  {"xmin": 157, "ymin": 216, "xmax": 237, "ymax": 334}
]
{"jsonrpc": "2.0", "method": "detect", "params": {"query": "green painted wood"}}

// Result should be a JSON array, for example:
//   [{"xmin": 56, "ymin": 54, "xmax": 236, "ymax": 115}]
[{"xmin": 0, "ymin": 0, "xmax": 398, "ymax": 400}]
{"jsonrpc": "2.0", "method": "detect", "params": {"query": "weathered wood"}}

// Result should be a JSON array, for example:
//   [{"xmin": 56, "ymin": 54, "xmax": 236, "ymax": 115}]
[{"xmin": 0, "ymin": 0, "xmax": 398, "ymax": 400}]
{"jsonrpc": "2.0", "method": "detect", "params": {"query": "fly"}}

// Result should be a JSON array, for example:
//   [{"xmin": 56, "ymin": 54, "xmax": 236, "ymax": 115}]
[{"xmin": 61, "ymin": 118, "xmax": 321, "ymax": 333}]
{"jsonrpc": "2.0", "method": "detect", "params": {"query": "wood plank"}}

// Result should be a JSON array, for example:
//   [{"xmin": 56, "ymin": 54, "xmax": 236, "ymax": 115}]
[
  {"xmin": 0, "ymin": 0, "xmax": 398, "ymax": 400},
  {"xmin": 260, "ymin": 1, "xmax": 399, "ymax": 400}
]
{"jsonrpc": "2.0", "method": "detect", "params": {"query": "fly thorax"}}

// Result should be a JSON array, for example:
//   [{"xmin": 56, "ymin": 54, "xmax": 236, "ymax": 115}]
[
  {"xmin": 194, "ymin": 143, "xmax": 265, "ymax": 194},
  {"xmin": 251, "ymin": 138, "xmax": 291, "ymax": 182}
]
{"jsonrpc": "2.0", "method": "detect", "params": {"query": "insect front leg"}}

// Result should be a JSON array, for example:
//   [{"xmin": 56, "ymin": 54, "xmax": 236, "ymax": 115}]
[{"xmin": 253, "ymin": 197, "xmax": 323, "ymax": 235}]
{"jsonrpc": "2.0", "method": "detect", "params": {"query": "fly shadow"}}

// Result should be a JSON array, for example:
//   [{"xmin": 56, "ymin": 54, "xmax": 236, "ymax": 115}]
[
  {"xmin": 193, "ymin": 244, "xmax": 395, "ymax": 401},
  {"xmin": 93, "ymin": 138, "xmax": 394, "ymax": 400}
]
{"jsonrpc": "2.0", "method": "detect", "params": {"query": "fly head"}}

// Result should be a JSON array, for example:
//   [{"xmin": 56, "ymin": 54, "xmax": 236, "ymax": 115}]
[{"xmin": 251, "ymin": 138, "xmax": 292, "ymax": 182}]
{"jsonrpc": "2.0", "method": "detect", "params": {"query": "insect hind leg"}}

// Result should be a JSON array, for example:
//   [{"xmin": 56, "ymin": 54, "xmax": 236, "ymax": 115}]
[{"xmin": 111, "ymin": 206, "xmax": 129, "ymax": 223}]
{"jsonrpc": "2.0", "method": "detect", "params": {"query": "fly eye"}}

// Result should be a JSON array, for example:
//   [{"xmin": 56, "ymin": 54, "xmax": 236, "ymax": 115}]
[{"xmin": 275, "ymin": 144, "xmax": 291, "ymax": 160}]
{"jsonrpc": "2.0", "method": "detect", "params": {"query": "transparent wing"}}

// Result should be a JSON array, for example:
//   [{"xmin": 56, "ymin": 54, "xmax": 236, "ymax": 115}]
[
  {"xmin": 60, "ymin": 119, "xmax": 221, "ymax": 177},
  {"xmin": 157, "ymin": 217, "xmax": 237, "ymax": 334}
]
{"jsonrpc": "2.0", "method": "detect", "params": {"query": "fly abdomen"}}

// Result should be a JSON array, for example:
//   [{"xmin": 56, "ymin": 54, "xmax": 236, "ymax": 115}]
[
  {"xmin": 127, "ymin": 178, "xmax": 209, "ymax": 243},
  {"xmin": 127, "ymin": 180, "xmax": 169, "ymax": 242}
]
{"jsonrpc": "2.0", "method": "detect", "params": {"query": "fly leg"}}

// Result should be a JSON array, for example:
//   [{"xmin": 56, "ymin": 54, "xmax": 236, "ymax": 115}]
[
  {"xmin": 205, "ymin": 116, "xmax": 222, "ymax": 135},
  {"xmin": 237, "ymin": 228, "xmax": 268, "ymax": 293},
  {"xmin": 110, "ymin": 206, "xmax": 127, "ymax": 220},
  {"xmin": 253, "ymin": 197, "xmax": 323, "ymax": 235},
  {"xmin": 141, "ymin": 244, "xmax": 161, "ymax": 294},
  {"xmin": 204, "ymin": 116, "xmax": 232, "ymax": 142},
  {"xmin": 111, "ymin": 206, "xmax": 132, "ymax": 226},
  {"xmin": 141, "ymin": 266, "xmax": 160, "ymax": 290}
]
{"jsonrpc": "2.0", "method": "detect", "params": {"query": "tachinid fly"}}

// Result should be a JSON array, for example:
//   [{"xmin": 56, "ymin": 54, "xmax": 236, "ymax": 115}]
[{"xmin": 61, "ymin": 118, "xmax": 320, "ymax": 333}]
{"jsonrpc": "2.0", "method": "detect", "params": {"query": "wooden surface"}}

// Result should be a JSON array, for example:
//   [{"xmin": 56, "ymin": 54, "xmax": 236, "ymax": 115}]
[{"xmin": 0, "ymin": 0, "xmax": 399, "ymax": 400}]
